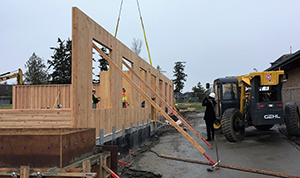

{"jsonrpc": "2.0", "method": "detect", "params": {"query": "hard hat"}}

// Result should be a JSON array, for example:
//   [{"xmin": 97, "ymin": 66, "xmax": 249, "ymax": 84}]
[
  {"xmin": 209, "ymin": 93, "xmax": 215, "ymax": 99},
  {"xmin": 92, "ymin": 89, "xmax": 96, "ymax": 92}
]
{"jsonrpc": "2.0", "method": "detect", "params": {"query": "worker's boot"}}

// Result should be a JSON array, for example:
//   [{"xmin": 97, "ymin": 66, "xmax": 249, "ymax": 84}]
[{"xmin": 206, "ymin": 134, "xmax": 211, "ymax": 141}]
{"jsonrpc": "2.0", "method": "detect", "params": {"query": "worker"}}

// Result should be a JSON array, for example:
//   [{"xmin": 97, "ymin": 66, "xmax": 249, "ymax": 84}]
[
  {"xmin": 202, "ymin": 93, "xmax": 217, "ymax": 141},
  {"xmin": 122, "ymin": 88, "xmax": 129, "ymax": 108},
  {"xmin": 92, "ymin": 89, "xmax": 100, "ymax": 109}
]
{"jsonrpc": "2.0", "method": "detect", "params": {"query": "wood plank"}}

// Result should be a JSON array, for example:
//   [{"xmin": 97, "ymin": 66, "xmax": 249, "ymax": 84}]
[
  {"xmin": 20, "ymin": 166, "xmax": 29, "ymax": 178},
  {"xmin": 93, "ymin": 43, "xmax": 207, "ymax": 156},
  {"xmin": 82, "ymin": 160, "xmax": 91, "ymax": 173},
  {"xmin": 0, "ymin": 109, "xmax": 71, "ymax": 114},
  {"xmin": 0, "ymin": 118, "xmax": 71, "ymax": 121},
  {"xmin": 122, "ymin": 57, "xmax": 211, "ymax": 148}
]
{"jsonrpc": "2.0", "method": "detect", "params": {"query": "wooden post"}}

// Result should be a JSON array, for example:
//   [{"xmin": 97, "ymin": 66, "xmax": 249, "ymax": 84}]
[
  {"xmin": 98, "ymin": 154, "xmax": 107, "ymax": 178},
  {"xmin": 82, "ymin": 160, "xmax": 91, "ymax": 173},
  {"xmin": 20, "ymin": 166, "xmax": 29, "ymax": 178}
]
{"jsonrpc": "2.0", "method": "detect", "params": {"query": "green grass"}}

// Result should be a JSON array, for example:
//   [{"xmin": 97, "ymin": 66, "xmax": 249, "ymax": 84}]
[
  {"xmin": 0, "ymin": 104, "xmax": 12, "ymax": 109},
  {"xmin": 177, "ymin": 103, "xmax": 205, "ymax": 110}
]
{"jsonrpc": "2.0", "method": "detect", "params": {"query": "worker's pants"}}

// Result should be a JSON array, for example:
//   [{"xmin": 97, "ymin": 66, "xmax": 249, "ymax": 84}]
[
  {"xmin": 205, "ymin": 120, "xmax": 214, "ymax": 140},
  {"xmin": 92, "ymin": 103, "xmax": 97, "ymax": 109}
]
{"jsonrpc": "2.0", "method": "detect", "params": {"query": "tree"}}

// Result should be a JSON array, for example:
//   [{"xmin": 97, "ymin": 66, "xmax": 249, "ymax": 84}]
[
  {"xmin": 24, "ymin": 53, "xmax": 49, "ymax": 85},
  {"xmin": 191, "ymin": 82, "xmax": 206, "ymax": 93},
  {"xmin": 192, "ymin": 82, "xmax": 209, "ymax": 101},
  {"xmin": 93, "ymin": 47, "xmax": 109, "ymax": 84},
  {"xmin": 48, "ymin": 38, "xmax": 72, "ymax": 84},
  {"xmin": 172, "ymin": 61, "xmax": 187, "ymax": 92},
  {"xmin": 99, "ymin": 47, "xmax": 109, "ymax": 71},
  {"xmin": 131, "ymin": 38, "xmax": 142, "ymax": 55}
]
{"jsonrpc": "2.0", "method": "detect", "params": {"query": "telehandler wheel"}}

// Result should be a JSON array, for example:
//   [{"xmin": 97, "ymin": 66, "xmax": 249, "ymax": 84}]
[
  {"xmin": 213, "ymin": 120, "xmax": 222, "ymax": 133},
  {"xmin": 222, "ymin": 108, "xmax": 245, "ymax": 142},
  {"xmin": 285, "ymin": 102, "xmax": 300, "ymax": 136},
  {"xmin": 254, "ymin": 125, "xmax": 274, "ymax": 130}
]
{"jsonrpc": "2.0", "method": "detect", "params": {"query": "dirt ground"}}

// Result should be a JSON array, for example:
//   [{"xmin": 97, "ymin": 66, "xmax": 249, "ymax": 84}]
[{"xmin": 117, "ymin": 109, "xmax": 300, "ymax": 178}]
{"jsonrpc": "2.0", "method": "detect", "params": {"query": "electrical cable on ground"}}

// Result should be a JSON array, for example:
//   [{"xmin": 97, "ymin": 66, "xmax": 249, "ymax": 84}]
[{"xmin": 146, "ymin": 150, "xmax": 300, "ymax": 178}]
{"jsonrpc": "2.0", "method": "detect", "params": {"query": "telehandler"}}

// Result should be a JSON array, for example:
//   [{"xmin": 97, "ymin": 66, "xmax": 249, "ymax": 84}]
[{"xmin": 209, "ymin": 70, "xmax": 300, "ymax": 142}]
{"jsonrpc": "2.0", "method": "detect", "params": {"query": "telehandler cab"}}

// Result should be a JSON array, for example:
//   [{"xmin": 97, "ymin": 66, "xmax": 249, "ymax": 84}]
[{"xmin": 210, "ymin": 70, "xmax": 300, "ymax": 142}]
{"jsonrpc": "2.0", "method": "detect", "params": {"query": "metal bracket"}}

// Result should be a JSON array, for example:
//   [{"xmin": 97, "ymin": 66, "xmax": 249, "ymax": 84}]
[
  {"xmin": 11, "ymin": 172, "xmax": 17, "ymax": 178},
  {"xmin": 36, "ymin": 172, "xmax": 42, "ymax": 178}
]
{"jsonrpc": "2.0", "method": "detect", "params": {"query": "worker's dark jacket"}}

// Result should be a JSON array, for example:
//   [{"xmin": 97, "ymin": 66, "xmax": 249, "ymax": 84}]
[
  {"xmin": 202, "ymin": 97, "xmax": 217, "ymax": 121},
  {"xmin": 92, "ymin": 94, "xmax": 99, "ymax": 104}
]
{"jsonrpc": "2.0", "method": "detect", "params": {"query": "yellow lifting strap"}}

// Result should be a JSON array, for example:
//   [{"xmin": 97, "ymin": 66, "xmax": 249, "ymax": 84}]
[
  {"xmin": 114, "ymin": 0, "xmax": 123, "ymax": 38},
  {"xmin": 136, "ymin": 0, "xmax": 152, "ymax": 66},
  {"xmin": 114, "ymin": 0, "xmax": 153, "ymax": 66}
]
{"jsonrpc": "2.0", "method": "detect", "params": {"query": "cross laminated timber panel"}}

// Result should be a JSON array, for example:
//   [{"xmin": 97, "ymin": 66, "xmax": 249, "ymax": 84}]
[{"xmin": 71, "ymin": 7, "xmax": 173, "ymax": 135}]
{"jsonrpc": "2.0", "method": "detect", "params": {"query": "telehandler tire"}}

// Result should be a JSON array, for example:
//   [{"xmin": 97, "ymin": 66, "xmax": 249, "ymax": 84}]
[
  {"xmin": 222, "ymin": 108, "xmax": 245, "ymax": 142},
  {"xmin": 213, "ymin": 119, "xmax": 222, "ymax": 133},
  {"xmin": 254, "ymin": 124, "xmax": 274, "ymax": 130},
  {"xmin": 285, "ymin": 102, "xmax": 300, "ymax": 136}
]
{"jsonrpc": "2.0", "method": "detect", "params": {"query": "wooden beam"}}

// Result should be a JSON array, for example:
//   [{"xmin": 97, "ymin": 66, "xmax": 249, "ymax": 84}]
[
  {"xmin": 121, "ymin": 59, "xmax": 212, "ymax": 149},
  {"xmin": 102, "ymin": 165, "xmax": 119, "ymax": 178},
  {"xmin": 0, "ymin": 109, "xmax": 71, "ymax": 114},
  {"xmin": 82, "ymin": 160, "xmax": 91, "ymax": 173},
  {"xmin": 93, "ymin": 43, "xmax": 214, "ymax": 163},
  {"xmin": 99, "ymin": 154, "xmax": 108, "ymax": 178},
  {"xmin": 20, "ymin": 166, "xmax": 29, "ymax": 178}
]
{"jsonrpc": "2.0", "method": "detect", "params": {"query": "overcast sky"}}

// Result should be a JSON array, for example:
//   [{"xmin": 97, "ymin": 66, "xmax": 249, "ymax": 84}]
[{"xmin": 1, "ymin": 1, "xmax": 300, "ymax": 92}]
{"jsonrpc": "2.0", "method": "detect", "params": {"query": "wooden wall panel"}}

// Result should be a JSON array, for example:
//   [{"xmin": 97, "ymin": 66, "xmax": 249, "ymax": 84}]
[
  {"xmin": 99, "ymin": 71, "xmax": 111, "ymax": 109},
  {"xmin": 12, "ymin": 85, "xmax": 71, "ymax": 109},
  {"xmin": 1, "ymin": 7, "xmax": 174, "ymax": 136},
  {"xmin": 0, "ymin": 109, "xmax": 71, "ymax": 128}
]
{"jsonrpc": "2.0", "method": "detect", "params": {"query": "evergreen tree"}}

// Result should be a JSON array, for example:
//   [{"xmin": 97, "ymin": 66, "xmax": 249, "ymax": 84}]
[
  {"xmin": 24, "ymin": 53, "xmax": 49, "ymax": 85},
  {"xmin": 172, "ymin": 61, "xmax": 187, "ymax": 92},
  {"xmin": 93, "ymin": 47, "xmax": 109, "ymax": 84},
  {"xmin": 191, "ymin": 82, "xmax": 206, "ymax": 93},
  {"xmin": 99, "ymin": 47, "xmax": 109, "ymax": 71},
  {"xmin": 192, "ymin": 82, "xmax": 209, "ymax": 101},
  {"xmin": 48, "ymin": 38, "xmax": 72, "ymax": 84}
]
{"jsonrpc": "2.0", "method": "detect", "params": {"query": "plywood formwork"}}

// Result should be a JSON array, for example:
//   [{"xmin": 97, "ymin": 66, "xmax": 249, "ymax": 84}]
[{"xmin": 0, "ymin": 7, "xmax": 174, "ymax": 137}]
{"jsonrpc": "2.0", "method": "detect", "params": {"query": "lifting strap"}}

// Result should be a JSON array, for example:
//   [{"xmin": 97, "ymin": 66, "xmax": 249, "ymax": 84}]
[
  {"xmin": 114, "ymin": 0, "xmax": 153, "ymax": 66},
  {"xmin": 114, "ymin": 0, "xmax": 123, "ymax": 38},
  {"xmin": 136, "ymin": 0, "xmax": 152, "ymax": 66}
]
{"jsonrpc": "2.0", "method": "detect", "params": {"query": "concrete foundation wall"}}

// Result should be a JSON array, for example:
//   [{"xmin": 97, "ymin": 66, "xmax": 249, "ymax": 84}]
[{"xmin": 96, "ymin": 117, "xmax": 166, "ymax": 159}]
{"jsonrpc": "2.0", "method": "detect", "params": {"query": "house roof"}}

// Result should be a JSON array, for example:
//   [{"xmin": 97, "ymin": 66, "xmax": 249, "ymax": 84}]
[{"xmin": 265, "ymin": 49, "xmax": 300, "ymax": 72}]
